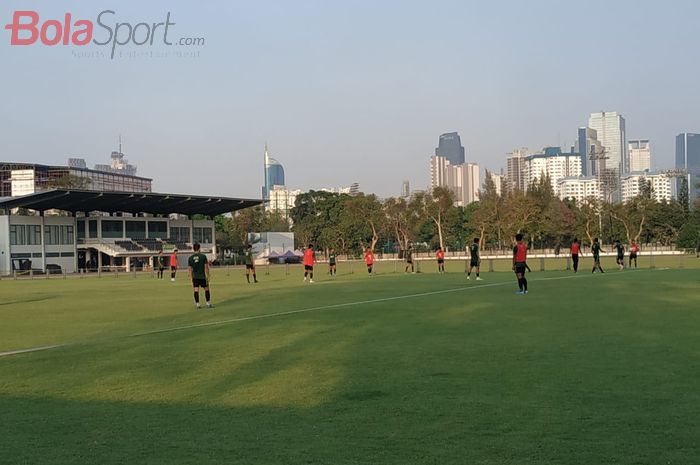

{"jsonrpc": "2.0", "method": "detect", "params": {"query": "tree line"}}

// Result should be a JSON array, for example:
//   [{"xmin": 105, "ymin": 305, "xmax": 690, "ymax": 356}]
[{"xmin": 216, "ymin": 173, "xmax": 700, "ymax": 255}]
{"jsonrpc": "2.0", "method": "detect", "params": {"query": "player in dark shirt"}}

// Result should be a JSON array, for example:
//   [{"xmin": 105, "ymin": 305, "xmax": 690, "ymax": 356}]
[
  {"xmin": 404, "ymin": 246, "xmax": 414, "ymax": 273},
  {"xmin": 244, "ymin": 244, "xmax": 258, "ymax": 283},
  {"xmin": 328, "ymin": 248, "xmax": 337, "ymax": 276},
  {"xmin": 591, "ymin": 238, "xmax": 605, "ymax": 273},
  {"xmin": 614, "ymin": 239, "xmax": 625, "ymax": 271},
  {"xmin": 467, "ymin": 238, "xmax": 482, "ymax": 281},
  {"xmin": 513, "ymin": 233, "xmax": 528, "ymax": 294},
  {"xmin": 156, "ymin": 250, "xmax": 165, "ymax": 279},
  {"xmin": 188, "ymin": 243, "xmax": 212, "ymax": 309}
]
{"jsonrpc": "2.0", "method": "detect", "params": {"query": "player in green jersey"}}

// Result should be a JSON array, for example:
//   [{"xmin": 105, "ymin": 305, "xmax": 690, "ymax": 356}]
[
  {"xmin": 328, "ymin": 248, "xmax": 337, "ymax": 276},
  {"xmin": 591, "ymin": 238, "xmax": 605, "ymax": 273},
  {"xmin": 188, "ymin": 243, "xmax": 212, "ymax": 309},
  {"xmin": 244, "ymin": 244, "xmax": 258, "ymax": 283},
  {"xmin": 467, "ymin": 237, "xmax": 482, "ymax": 281}
]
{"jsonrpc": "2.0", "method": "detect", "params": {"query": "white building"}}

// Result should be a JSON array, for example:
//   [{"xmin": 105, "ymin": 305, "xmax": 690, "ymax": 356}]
[
  {"xmin": 506, "ymin": 148, "xmax": 529, "ymax": 191},
  {"xmin": 628, "ymin": 140, "xmax": 652, "ymax": 172},
  {"xmin": 558, "ymin": 177, "xmax": 602, "ymax": 202},
  {"xmin": 266, "ymin": 185, "xmax": 303, "ymax": 217},
  {"xmin": 430, "ymin": 156, "xmax": 480, "ymax": 206},
  {"xmin": 486, "ymin": 171, "xmax": 505, "ymax": 196},
  {"xmin": 621, "ymin": 172, "xmax": 673, "ymax": 203},
  {"xmin": 588, "ymin": 111, "xmax": 627, "ymax": 175},
  {"xmin": 523, "ymin": 149, "xmax": 582, "ymax": 195}
]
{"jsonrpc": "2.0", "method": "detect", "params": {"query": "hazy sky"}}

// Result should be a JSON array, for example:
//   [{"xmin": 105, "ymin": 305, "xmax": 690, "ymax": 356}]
[{"xmin": 1, "ymin": 0, "xmax": 698, "ymax": 198}]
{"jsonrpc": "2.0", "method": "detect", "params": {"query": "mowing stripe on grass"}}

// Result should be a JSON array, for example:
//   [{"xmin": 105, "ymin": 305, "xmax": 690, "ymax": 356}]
[{"xmin": 0, "ymin": 271, "xmax": 639, "ymax": 358}]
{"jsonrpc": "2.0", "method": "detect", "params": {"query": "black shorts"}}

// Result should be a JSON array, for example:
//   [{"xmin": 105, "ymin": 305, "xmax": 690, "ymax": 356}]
[
  {"xmin": 305, "ymin": 265, "xmax": 313, "ymax": 271},
  {"xmin": 617, "ymin": 256, "xmax": 624, "ymax": 262},
  {"xmin": 406, "ymin": 259, "xmax": 413, "ymax": 264},
  {"xmin": 630, "ymin": 253, "xmax": 637, "ymax": 258},
  {"xmin": 514, "ymin": 263, "xmax": 527, "ymax": 274},
  {"xmin": 246, "ymin": 264, "xmax": 255, "ymax": 270},
  {"xmin": 158, "ymin": 266, "xmax": 165, "ymax": 271},
  {"xmin": 192, "ymin": 278, "xmax": 208, "ymax": 288},
  {"xmin": 329, "ymin": 262, "xmax": 336, "ymax": 267},
  {"xmin": 470, "ymin": 259, "xmax": 479, "ymax": 267},
  {"xmin": 171, "ymin": 266, "xmax": 177, "ymax": 271},
  {"xmin": 437, "ymin": 259, "xmax": 444, "ymax": 264}
]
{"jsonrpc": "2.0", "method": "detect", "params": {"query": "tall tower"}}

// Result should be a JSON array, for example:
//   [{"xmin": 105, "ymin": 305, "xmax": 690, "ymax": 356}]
[
  {"xmin": 676, "ymin": 133, "xmax": 700, "ymax": 204},
  {"xmin": 588, "ymin": 112, "xmax": 627, "ymax": 174},
  {"xmin": 435, "ymin": 132, "xmax": 465, "ymax": 165},
  {"xmin": 262, "ymin": 144, "xmax": 285, "ymax": 200}
]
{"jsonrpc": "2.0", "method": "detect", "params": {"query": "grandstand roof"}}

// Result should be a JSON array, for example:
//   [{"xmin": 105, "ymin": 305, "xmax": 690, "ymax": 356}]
[{"xmin": 0, "ymin": 189, "xmax": 261, "ymax": 216}]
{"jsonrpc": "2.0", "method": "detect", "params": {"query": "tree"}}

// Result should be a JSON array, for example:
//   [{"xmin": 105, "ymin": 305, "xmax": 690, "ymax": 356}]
[
  {"xmin": 610, "ymin": 194, "xmax": 656, "ymax": 244},
  {"xmin": 344, "ymin": 193, "xmax": 384, "ymax": 252},
  {"xmin": 415, "ymin": 187, "xmax": 455, "ymax": 250}
]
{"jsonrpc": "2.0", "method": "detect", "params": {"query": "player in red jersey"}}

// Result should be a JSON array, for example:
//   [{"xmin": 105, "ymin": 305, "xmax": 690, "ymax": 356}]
[
  {"xmin": 364, "ymin": 248, "xmax": 375, "ymax": 276},
  {"xmin": 169, "ymin": 249, "xmax": 178, "ymax": 282},
  {"xmin": 436, "ymin": 247, "xmax": 445, "ymax": 273},
  {"xmin": 629, "ymin": 241, "xmax": 639, "ymax": 268},
  {"xmin": 570, "ymin": 238, "xmax": 583, "ymax": 273},
  {"xmin": 512, "ymin": 233, "xmax": 528, "ymax": 294},
  {"xmin": 303, "ymin": 244, "xmax": 316, "ymax": 283}
]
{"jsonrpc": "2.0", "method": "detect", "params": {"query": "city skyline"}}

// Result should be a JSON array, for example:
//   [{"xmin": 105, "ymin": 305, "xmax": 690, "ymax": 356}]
[{"xmin": 1, "ymin": 1, "xmax": 700, "ymax": 199}]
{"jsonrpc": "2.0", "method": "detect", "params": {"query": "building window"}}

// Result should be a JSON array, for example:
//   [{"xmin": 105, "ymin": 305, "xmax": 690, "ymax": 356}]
[
  {"xmin": 101, "ymin": 220, "xmax": 124, "ymax": 238},
  {"xmin": 27, "ymin": 225, "xmax": 41, "ymax": 245},
  {"xmin": 125, "ymin": 221, "xmax": 146, "ymax": 240},
  {"xmin": 147, "ymin": 221, "xmax": 168, "ymax": 239},
  {"xmin": 170, "ymin": 227, "xmax": 190, "ymax": 242},
  {"xmin": 10, "ymin": 225, "xmax": 24, "ymax": 245},
  {"xmin": 88, "ymin": 220, "xmax": 98, "ymax": 238},
  {"xmin": 77, "ymin": 220, "xmax": 85, "ymax": 240}
]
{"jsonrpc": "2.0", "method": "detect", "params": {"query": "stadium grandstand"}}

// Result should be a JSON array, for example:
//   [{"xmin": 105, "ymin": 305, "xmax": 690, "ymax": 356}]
[{"xmin": 0, "ymin": 189, "xmax": 260, "ymax": 275}]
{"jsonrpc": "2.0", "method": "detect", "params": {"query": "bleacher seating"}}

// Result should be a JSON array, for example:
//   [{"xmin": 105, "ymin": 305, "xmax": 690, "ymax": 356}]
[
  {"xmin": 115, "ymin": 240, "xmax": 144, "ymax": 252},
  {"xmin": 163, "ymin": 238, "xmax": 190, "ymax": 251},
  {"xmin": 135, "ymin": 238, "xmax": 162, "ymax": 251}
]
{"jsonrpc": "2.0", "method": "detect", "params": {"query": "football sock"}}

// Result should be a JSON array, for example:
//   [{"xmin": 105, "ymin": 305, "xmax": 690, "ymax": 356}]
[
  {"xmin": 205, "ymin": 290, "xmax": 210, "ymax": 302},
  {"xmin": 194, "ymin": 291, "xmax": 199, "ymax": 303},
  {"xmin": 518, "ymin": 278, "xmax": 523, "ymax": 291},
  {"xmin": 246, "ymin": 274, "xmax": 250, "ymax": 283},
  {"xmin": 253, "ymin": 274, "xmax": 257, "ymax": 282},
  {"xmin": 522, "ymin": 278, "xmax": 528, "ymax": 291}
]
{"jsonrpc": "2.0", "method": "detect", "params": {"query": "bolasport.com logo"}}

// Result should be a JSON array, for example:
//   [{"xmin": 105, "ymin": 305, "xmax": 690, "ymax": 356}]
[{"xmin": 2, "ymin": 10, "xmax": 205, "ymax": 59}]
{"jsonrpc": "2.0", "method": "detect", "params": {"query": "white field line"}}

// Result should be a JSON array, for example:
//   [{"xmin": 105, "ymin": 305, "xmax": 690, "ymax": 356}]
[{"xmin": 0, "ymin": 271, "xmax": 638, "ymax": 358}]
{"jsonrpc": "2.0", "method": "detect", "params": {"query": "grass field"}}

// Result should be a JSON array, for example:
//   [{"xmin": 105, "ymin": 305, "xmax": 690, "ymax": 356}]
[{"xmin": 1, "ymin": 258, "xmax": 699, "ymax": 464}]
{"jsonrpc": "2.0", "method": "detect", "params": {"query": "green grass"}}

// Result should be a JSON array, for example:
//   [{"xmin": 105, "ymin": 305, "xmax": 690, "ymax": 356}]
[{"xmin": 1, "ymin": 259, "xmax": 699, "ymax": 464}]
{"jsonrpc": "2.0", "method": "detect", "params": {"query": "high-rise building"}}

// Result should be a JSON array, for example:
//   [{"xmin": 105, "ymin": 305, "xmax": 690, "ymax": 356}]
[
  {"xmin": 401, "ymin": 180, "xmax": 410, "ymax": 198},
  {"xmin": 558, "ymin": 176, "xmax": 601, "ymax": 202},
  {"xmin": 588, "ymin": 111, "xmax": 627, "ymax": 174},
  {"xmin": 576, "ymin": 127, "xmax": 603, "ymax": 176},
  {"xmin": 676, "ymin": 133, "xmax": 700, "ymax": 204},
  {"xmin": 266, "ymin": 185, "xmax": 302, "ymax": 218},
  {"xmin": 435, "ymin": 132, "xmax": 465, "ymax": 165},
  {"xmin": 628, "ymin": 140, "xmax": 652, "ymax": 172},
  {"xmin": 484, "ymin": 170, "xmax": 505, "ymax": 196},
  {"xmin": 262, "ymin": 145, "xmax": 285, "ymax": 200},
  {"xmin": 620, "ymin": 172, "xmax": 673, "ymax": 203},
  {"xmin": 522, "ymin": 147, "xmax": 582, "ymax": 196},
  {"xmin": 430, "ymin": 156, "xmax": 479, "ymax": 206},
  {"xmin": 506, "ymin": 148, "xmax": 529, "ymax": 191}
]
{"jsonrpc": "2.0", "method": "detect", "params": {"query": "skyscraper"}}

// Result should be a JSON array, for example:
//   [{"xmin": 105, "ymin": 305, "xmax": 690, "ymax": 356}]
[
  {"xmin": 576, "ymin": 127, "xmax": 602, "ymax": 176},
  {"xmin": 676, "ymin": 133, "xmax": 700, "ymax": 204},
  {"xmin": 435, "ymin": 132, "xmax": 465, "ymax": 165},
  {"xmin": 628, "ymin": 140, "xmax": 652, "ymax": 172},
  {"xmin": 401, "ymin": 180, "xmax": 410, "ymax": 198},
  {"xmin": 506, "ymin": 148, "xmax": 529, "ymax": 191},
  {"xmin": 588, "ymin": 112, "xmax": 627, "ymax": 175},
  {"xmin": 262, "ymin": 144, "xmax": 285, "ymax": 200},
  {"xmin": 430, "ymin": 156, "xmax": 480, "ymax": 206}
]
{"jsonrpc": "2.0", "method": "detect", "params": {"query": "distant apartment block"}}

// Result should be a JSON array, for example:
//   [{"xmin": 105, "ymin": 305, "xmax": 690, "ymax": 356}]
[{"xmin": 628, "ymin": 140, "xmax": 652, "ymax": 172}]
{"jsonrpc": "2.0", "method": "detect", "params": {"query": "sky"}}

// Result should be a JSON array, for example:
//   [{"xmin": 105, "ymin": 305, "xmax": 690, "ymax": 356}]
[{"xmin": 1, "ymin": 0, "xmax": 699, "ymax": 198}]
